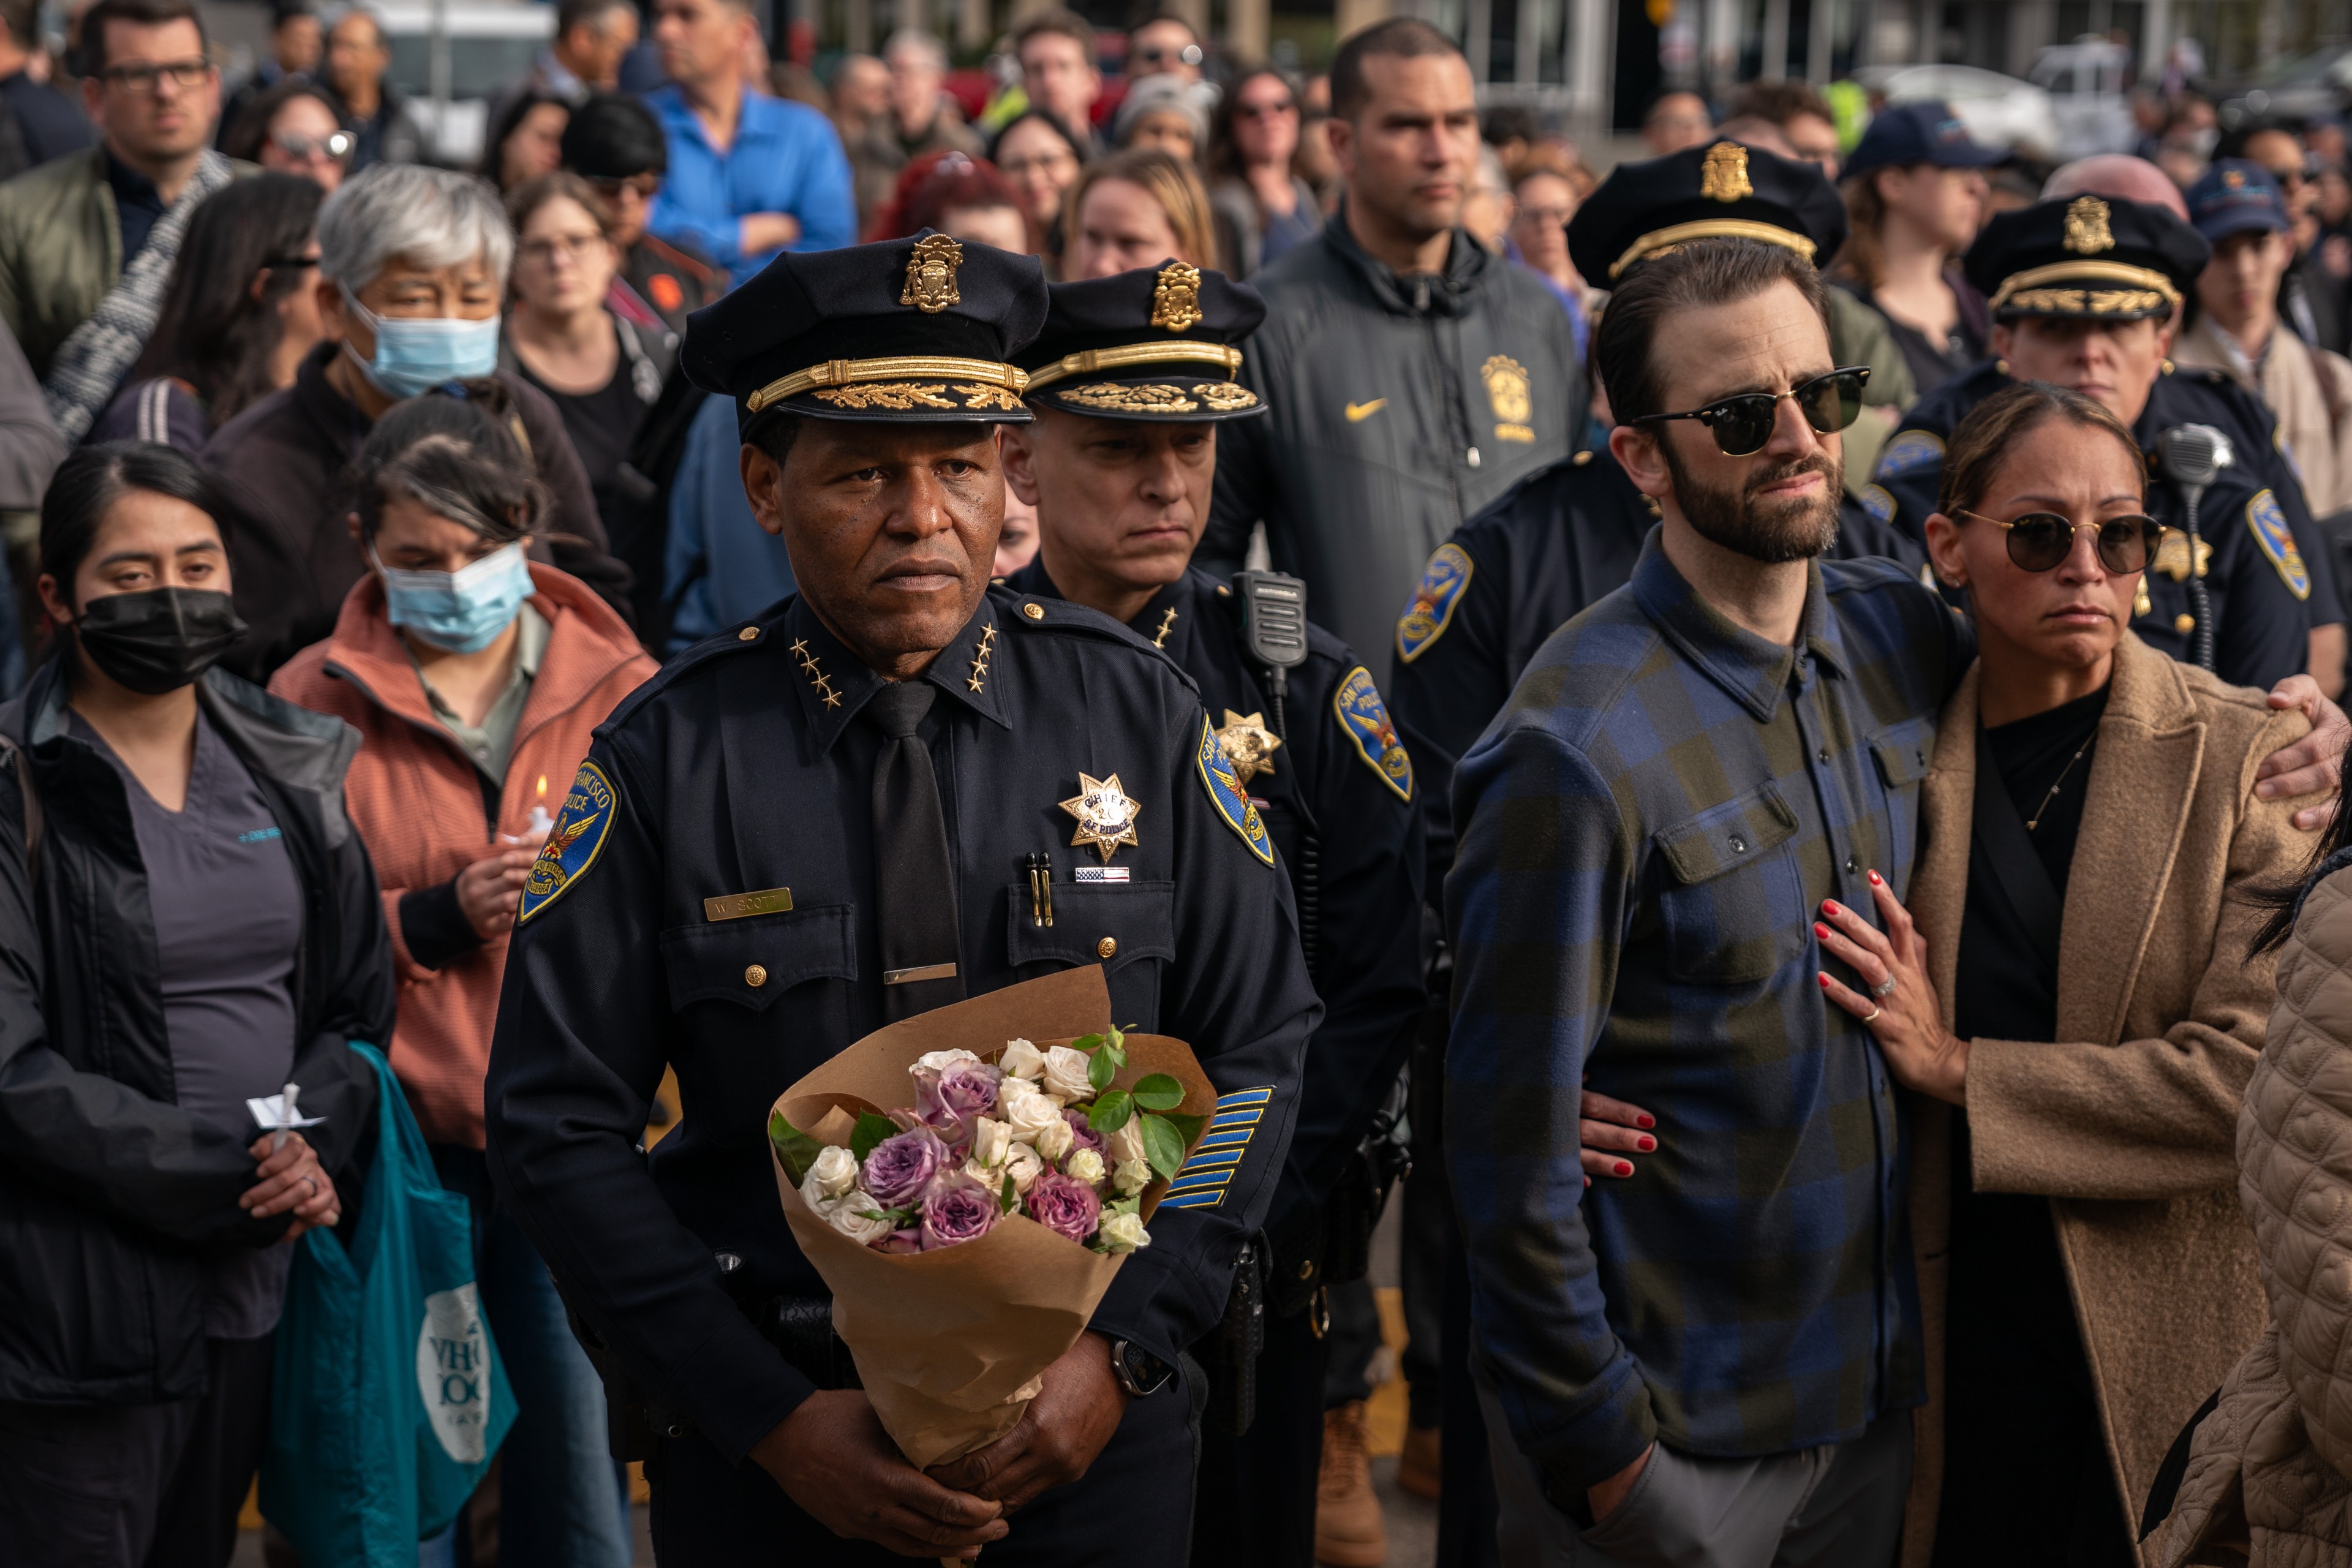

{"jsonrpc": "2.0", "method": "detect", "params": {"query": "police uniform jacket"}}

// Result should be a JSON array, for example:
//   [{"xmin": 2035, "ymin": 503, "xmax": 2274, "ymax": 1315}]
[
  {"xmin": 1868, "ymin": 358, "xmax": 2328, "ymax": 690},
  {"xmin": 1008, "ymin": 561, "xmax": 1423, "ymax": 1240},
  {"xmin": 484, "ymin": 584, "xmax": 1322, "ymax": 1463}
]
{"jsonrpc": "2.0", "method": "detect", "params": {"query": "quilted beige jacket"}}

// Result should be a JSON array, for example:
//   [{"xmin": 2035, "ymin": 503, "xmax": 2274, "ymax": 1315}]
[{"xmin": 2161, "ymin": 869, "xmax": 2352, "ymax": 1567}]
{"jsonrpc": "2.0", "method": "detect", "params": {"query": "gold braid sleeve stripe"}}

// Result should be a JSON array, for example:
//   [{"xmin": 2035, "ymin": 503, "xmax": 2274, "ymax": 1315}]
[
  {"xmin": 1608, "ymin": 220, "xmax": 1817, "ymax": 281},
  {"xmin": 746, "ymin": 355, "xmax": 1031, "ymax": 413},
  {"xmin": 1988, "ymin": 261, "xmax": 2180, "ymax": 312},
  {"xmin": 1022, "ymin": 341, "xmax": 1245, "ymax": 394}
]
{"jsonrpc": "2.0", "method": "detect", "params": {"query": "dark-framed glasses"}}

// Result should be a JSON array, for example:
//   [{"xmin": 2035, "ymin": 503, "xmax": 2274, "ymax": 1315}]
[
  {"xmin": 272, "ymin": 128, "xmax": 355, "ymax": 162},
  {"xmin": 102, "ymin": 57, "xmax": 211, "ymax": 94},
  {"xmin": 1959, "ymin": 508, "xmax": 2164, "ymax": 575},
  {"xmin": 1633, "ymin": 366, "xmax": 1870, "ymax": 457}
]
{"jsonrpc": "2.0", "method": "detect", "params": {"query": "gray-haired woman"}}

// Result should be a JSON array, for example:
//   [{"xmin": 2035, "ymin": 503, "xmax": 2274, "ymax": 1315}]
[{"xmin": 195, "ymin": 162, "xmax": 630, "ymax": 682}]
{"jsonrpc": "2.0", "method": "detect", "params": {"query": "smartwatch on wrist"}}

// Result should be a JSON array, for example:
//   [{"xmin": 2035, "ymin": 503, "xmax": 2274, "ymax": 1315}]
[{"xmin": 1108, "ymin": 1338, "xmax": 1175, "ymax": 1397}]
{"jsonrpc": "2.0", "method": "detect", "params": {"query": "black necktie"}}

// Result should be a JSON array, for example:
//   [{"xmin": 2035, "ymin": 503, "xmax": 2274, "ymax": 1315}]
[{"xmin": 867, "ymin": 680, "xmax": 965, "ymax": 1021}]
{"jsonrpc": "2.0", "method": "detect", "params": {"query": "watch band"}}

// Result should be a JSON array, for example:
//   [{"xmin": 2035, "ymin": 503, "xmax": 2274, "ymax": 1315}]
[{"xmin": 1109, "ymin": 1338, "xmax": 1174, "ymax": 1397}]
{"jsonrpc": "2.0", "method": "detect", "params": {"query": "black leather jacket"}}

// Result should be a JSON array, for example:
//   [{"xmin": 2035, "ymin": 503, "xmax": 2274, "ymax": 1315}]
[{"xmin": 0, "ymin": 660, "xmax": 393, "ymax": 1403}]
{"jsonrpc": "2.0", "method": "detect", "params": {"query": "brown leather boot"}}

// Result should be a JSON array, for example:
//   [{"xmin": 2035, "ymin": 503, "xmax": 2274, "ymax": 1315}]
[
  {"xmin": 1396, "ymin": 1421, "xmax": 1441, "ymax": 1501},
  {"xmin": 1315, "ymin": 1399, "xmax": 1387, "ymax": 1567}
]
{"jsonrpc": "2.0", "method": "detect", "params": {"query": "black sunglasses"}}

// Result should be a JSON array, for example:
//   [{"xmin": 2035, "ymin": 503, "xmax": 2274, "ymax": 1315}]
[
  {"xmin": 1959, "ymin": 508, "xmax": 2164, "ymax": 575},
  {"xmin": 1634, "ymin": 367, "xmax": 1871, "ymax": 456}
]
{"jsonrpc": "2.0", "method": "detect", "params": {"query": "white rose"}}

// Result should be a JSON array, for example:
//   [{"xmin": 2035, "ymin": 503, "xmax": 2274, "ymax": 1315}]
[
  {"xmin": 1113, "ymin": 1157, "xmax": 1150, "ymax": 1196},
  {"xmin": 916, "ymin": 1048, "xmax": 981, "ymax": 1073},
  {"xmin": 1042, "ymin": 1046, "xmax": 1095, "ymax": 1101},
  {"xmin": 967, "ymin": 1116, "xmax": 1012, "ymax": 1172},
  {"xmin": 804, "ymin": 1144, "xmax": 859, "ymax": 1202},
  {"xmin": 1032, "ymin": 1114, "xmax": 1074, "ymax": 1164},
  {"xmin": 1004, "ymin": 1144, "xmax": 1045, "ymax": 1193},
  {"xmin": 1000, "ymin": 1082, "xmax": 1064, "ymax": 1145},
  {"xmin": 998, "ymin": 1039, "xmax": 1047, "ymax": 1080},
  {"xmin": 1066, "ymin": 1148, "xmax": 1107, "ymax": 1188},
  {"xmin": 826, "ymin": 1189, "xmax": 897, "ymax": 1245},
  {"xmin": 1096, "ymin": 1211, "xmax": 1150, "ymax": 1253},
  {"xmin": 1106, "ymin": 1115, "xmax": 1147, "ymax": 1167}
]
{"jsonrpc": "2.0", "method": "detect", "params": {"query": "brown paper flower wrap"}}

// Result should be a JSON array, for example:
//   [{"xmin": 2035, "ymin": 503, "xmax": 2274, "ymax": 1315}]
[{"xmin": 767, "ymin": 967, "xmax": 1213, "ymax": 1469}]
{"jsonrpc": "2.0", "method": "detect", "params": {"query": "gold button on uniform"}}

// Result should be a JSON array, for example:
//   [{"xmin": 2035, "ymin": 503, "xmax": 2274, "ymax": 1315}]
[
  {"xmin": 1096, "ymin": 937, "xmax": 1117, "ymax": 959},
  {"xmin": 2174, "ymin": 612, "xmax": 2196, "ymax": 635},
  {"xmin": 1022, "ymin": 603, "xmax": 1045, "ymax": 620},
  {"xmin": 744, "ymin": 963, "xmax": 768, "ymax": 987},
  {"xmin": 737, "ymin": 627, "xmax": 759, "ymax": 641}
]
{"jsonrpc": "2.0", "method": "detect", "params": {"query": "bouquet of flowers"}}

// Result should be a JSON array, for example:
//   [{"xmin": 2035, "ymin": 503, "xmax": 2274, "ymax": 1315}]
[{"xmin": 766, "ymin": 968, "xmax": 1212, "ymax": 1468}]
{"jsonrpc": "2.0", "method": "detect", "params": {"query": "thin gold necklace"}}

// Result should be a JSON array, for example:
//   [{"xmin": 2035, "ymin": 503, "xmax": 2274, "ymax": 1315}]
[{"xmin": 2024, "ymin": 737, "xmax": 2094, "ymax": 832}]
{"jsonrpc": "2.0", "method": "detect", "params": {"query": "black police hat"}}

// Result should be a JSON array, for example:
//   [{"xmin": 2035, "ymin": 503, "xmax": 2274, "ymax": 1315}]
[
  {"xmin": 680, "ymin": 232, "xmax": 1050, "ymax": 437},
  {"xmin": 1013, "ymin": 262, "xmax": 1270, "ymax": 422},
  {"xmin": 1566, "ymin": 140, "xmax": 1848, "ymax": 288},
  {"xmin": 1962, "ymin": 194, "xmax": 2209, "ymax": 323}
]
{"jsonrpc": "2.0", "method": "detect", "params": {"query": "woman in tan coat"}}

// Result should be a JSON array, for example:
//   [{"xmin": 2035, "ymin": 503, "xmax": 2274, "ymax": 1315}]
[{"xmin": 1804, "ymin": 381, "xmax": 2310, "ymax": 1567}]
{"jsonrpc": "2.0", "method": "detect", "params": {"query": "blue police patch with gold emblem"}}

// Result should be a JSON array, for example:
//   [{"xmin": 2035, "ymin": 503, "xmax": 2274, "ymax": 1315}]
[
  {"xmin": 1332, "ymin": 665, "xmax": 1413, "ymax": 803},
  {"xmin": 518, "ymin": 761, "xmax": 617, "ymax": 923},
  {"xmin": 2246, "ymin": 489, "xmax": 2311, "ymax": 600},
  {"xmin": 1395, "ymin": 543, "xmax": 1473, "ymax": 664},
  {"xmin": 1196, "ymin": 715, "xmax": 1275, "ymax": 867},
  {"xmin": 1860, "ymin": 484, "xmax": 1895, "ymax": 525},
  {"xmin": 1873, "ymin": 429, "xmax": 1943, "ymax": 481}
]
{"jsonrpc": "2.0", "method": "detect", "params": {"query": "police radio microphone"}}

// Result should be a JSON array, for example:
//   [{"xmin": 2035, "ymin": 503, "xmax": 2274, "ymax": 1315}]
[{"xmin": 2155, "ymin": 424, "xmax": 2232, "ymax": 672}]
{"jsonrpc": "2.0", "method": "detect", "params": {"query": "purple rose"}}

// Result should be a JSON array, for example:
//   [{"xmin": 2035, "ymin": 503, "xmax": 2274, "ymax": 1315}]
[
  {"xmin": 1062, "ymin": 1108, "xmax": 1107, "ymax": 1158},
  {"xmin": 873, "ymin": 1229, "xmax": 923, "ymax": 1254},
  {"xmin": 918, "ymin": 1060, "xmax": 1003, "ymax": 1128},
  {"xmin": 1023, "ymin": 1170, "xmax": 1102, "ymax": 1246},
  {"xmin": 920, "ymin": 1177, "xmax": 1001, "ymax": 1251},
  {"xmin": 862, "ymin": 1126, "xmax": 945, "ymax": 1208}
]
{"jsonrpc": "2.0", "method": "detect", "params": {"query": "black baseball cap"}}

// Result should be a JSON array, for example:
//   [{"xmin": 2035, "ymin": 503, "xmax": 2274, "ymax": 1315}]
[{"xmin": 1844, "ymin": 101, "xmax": 2003, "ymax": 180}]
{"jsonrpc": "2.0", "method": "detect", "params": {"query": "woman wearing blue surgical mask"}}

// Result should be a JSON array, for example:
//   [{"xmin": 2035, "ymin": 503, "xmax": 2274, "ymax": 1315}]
[
  {"xmin": 199, "ymin": 162, "xmax": 633, "ymax": 685},
  {"xmin": 270, "ymin": 384, "xmax": 655, "ymax": 1568}
]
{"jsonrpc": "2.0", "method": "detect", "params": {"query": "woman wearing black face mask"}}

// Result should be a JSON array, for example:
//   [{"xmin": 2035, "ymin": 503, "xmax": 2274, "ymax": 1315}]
[{"xmin": 0, "ymin": 442, "xmax": 394, "ymax": 1567}]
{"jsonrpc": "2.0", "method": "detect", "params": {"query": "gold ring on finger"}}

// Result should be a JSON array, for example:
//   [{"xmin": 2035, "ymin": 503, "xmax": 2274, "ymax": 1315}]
[{"xmin": 1863, "ymin": 1006, "xmax": 1881, "ymax": 1022}]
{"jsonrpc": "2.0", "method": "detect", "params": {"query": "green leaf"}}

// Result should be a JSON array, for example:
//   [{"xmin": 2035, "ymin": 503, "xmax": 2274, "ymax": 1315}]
[
  {"xmin": 1131, "ymin": 1073, "xmax": 1185, "ymax": 1112},
  {"xmin": 1140, "ymin": 1113, "xmax": 1186, "ymax": 1181},
  {"xmin": 858, "ymin": 1205, "xmax": 916, "ymax": 1226},
  {"xmin": 1001, "ymin": 1172, "xmax": 1017, "ymax": 1214},
  {"xmin": 851, "ymin": 1112, "xmax": 898, "ymax": 1163},
  {"xmin": 1069, "ymin": 1032, "xmax": 1106, "ymax": 1054},
  {"xmin": 1088, "ymin": 1090, "xmax": 1134, "ymax": 1134},
  {"xmin": 767, "ymin": 1113, "xmax": 826, "ymax": 1186},
  {"xmin": 1158, "ymin": 1109, "xmax": 1207, "ymax": 1149},
  {"xmin": 1087, "ymin": 1042, "xmax": 1118, "ymax": 1092}
]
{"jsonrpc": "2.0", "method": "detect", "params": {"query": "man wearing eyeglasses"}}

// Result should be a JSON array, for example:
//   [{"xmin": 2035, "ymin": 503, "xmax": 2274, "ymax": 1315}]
[
  {"xmin": 0, "ymin": 0, "xmax": 243, "ymax": 437},
  {"xmin": 1126, "ymin": 13, "xmax": 1203, "ymax": 85}
]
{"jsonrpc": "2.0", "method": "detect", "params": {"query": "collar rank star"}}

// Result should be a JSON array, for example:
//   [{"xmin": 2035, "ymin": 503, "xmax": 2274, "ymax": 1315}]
[
  {"xmin": 1213, "ymin": 710, "xmax": 1281, "ymax": 788},
  {"xmin": 1061, "ymin": 773, "xmax": 1141, "ymax": 862},
  {"xmin": 790, "ymin": 638, "xmax": 841, "ymax": 709},
  {"xmin": 966, "ymin": 622, "xmax": 997, "ymax": 692}
]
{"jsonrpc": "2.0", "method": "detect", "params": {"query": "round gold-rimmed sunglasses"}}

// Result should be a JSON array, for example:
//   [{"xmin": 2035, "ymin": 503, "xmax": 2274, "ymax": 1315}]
[
  {"xmin": 1958, "ymin": 508, "xmax": 2165, "ymax": 575},
  {"xmin": 1632, "ymin": 367, "xmax": 1871, "ymax": 456}
]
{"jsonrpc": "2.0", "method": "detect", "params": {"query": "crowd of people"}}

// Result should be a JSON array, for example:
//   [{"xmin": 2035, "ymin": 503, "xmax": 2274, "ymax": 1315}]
[{"xmin": 6, "ymin": 1, "xmax": 2352, "ymax": 1567}]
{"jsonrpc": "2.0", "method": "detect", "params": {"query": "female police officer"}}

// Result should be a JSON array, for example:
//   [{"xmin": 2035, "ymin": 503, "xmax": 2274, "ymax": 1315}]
[{"xmin": 483, "ymin": 233, "xmax": 1320, "ymax": 1564}]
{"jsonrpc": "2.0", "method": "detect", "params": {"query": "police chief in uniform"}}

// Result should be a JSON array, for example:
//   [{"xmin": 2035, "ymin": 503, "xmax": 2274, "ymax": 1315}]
[
  {"xmin": 482, "ymin": 234, "xmax": 1321, "ymax": 1566},
  {"xmin": 1868, "ymin": 192, "xmax": 2340, "ymax": 692},
  {"xmin": 995, "ymin": 263, "xmax": 1426, "ymax": 1568}
]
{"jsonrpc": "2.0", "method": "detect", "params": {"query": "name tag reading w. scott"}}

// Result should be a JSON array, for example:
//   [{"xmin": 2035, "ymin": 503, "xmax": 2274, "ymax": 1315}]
[
  {"xmin": 704, "ymin": 887, "xmax": 794, "ymax": 922},
  {"xmin": 1074, "ymin": 867, "xmax": 1129, "ymax": 884}
]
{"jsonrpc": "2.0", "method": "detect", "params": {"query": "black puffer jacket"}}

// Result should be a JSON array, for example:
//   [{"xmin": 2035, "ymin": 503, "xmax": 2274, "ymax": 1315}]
[{"xmin": 0, "ymin": 659, "xmax": 394, "ymax": 1404}]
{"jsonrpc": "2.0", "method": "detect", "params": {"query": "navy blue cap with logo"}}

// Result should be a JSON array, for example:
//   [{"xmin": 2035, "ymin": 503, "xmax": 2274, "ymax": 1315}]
[
  {"xmin": 1962, "ymin": 192, "xmax": 2210, "ymax": 323},
  {"xmin": 2184, "ymin": 158, "xmax": 2292, "ymax": 245},
  {"xmin": 679, "ymin": 231, "xmax": 1050, "ymax": 439},
  {"xmin": 1565, "ymin": 138, "xmax": 1849, "ymax": 288},
  {"xmin": 1843, "ymin": 100, "xmax": 2003, "ymax": 181},
  {"xmin": 1013, "ymin": 262, "xmax": 1270, "ymax": 423}
]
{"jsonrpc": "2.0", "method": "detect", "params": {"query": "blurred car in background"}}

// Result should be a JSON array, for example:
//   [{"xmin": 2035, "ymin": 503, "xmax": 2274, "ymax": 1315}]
[
  {"xmin": 376, "ymin": 0, "xmax": 555, "ymax": 167},
  {"xmin": 2032, "ymin": 36, "xmax": 2138, "ymax": 159},
  {"xmin": 2218, "ymin": 42, "xmax": 2352, "ymax": 128},
  {"xmin": 1856, "ymin": 62, "xmax": 2062, "ymax": 159}
]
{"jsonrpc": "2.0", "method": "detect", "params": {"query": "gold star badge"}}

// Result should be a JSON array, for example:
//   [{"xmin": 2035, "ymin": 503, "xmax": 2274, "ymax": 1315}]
[
  {"xmin": 1060, "ymin": 772, "xmax": 1141, "ymax": 863},
  {"xmin": 1213, "ymin": 710, "xmax": 1282, "ymax": 789}
]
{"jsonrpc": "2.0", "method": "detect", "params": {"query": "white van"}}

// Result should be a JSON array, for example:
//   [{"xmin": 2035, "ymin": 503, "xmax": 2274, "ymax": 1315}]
[{"xmin": 370, "ymin": 0, "xmax": 556, "ymax": 168}]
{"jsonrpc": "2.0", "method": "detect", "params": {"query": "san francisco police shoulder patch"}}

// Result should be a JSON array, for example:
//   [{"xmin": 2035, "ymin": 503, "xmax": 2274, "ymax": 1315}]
[
  {"xmin": 2246, "ymin": 488, "xmax": 2312, "ymax": 600},
  {"xmin": 1872, "ymin": 429, "xmax": 1944, "ymax": 481},
  {"xmin": 518, "ymin": 761, "xmax": 617, "ymax": 924},
  {"xmin": 1332, "ymin": 665, "xmax": 1413, "ymax": 803},
  {"xmin": 1859, "ymin": 484, "xmax": 1896, "ymax": 525},
  {"xmin": 1395, "ymin": 542, "xmax": 1473, "ymax": 664},
  {"xmin": 1196, "ymin": 714, "xmax": 1275, "ymax": 867}
]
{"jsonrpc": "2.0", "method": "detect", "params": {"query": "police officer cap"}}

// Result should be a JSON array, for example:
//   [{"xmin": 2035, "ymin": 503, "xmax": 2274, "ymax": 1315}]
[
  {"xmin": 1014, "ymin": 262, "xmax": 1270, "ymax": 422},
  {"xmin": 1962, "ymin": 194, "xmax": 2209, "ymax": 323},
  {"xmin": 680, "ymin": 232, "xmax": 1050, "ymax": 438},
  {"xmin": 1566, "ymin": 140, "xmax": 1848, "ymax": 288}
]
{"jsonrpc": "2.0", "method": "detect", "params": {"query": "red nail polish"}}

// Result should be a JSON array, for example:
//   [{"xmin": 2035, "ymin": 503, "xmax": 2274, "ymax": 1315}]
[
  {"xmin": 1818, "ymin": 971, "xmax": 1831, "ymax": 987},
  {"xmin": 1635, "ymin": 1114, "xmax": 1655, "ymax": 1129},
  {"xmin": 1815, "ymin": 922, "xmax": 1831, "ymax": 940},
  {"xmin": 1637, "ymin": 1136, "xmax": 1656, "ymax": 1152},
  {"xmin": 1822, "ymin": 900, "xmax": 1838, "ymax": 914},
  {"xmin": 1869, "ymin": 869, "xmax": 1883, "ymax": 885},
  {"xmin": 1614, "ymin": 1161, "xmax": 1633, "ymax": 1177}
]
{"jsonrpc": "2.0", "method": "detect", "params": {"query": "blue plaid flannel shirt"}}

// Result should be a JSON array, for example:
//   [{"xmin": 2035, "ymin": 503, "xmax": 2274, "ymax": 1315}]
[{"xmin": 1445, "ymin": 534, "xmax": 1968, "ymax": 1501}]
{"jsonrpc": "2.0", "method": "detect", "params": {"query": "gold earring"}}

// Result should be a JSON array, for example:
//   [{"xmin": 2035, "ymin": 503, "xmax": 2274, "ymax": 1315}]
[
  {"xmin": 1994, "ymin": 358, "xmax": 2010, "ymax": 376},
  {"xmin": 2160, "ymin": 358, "xmax": 2175, "ymax": 375}
]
